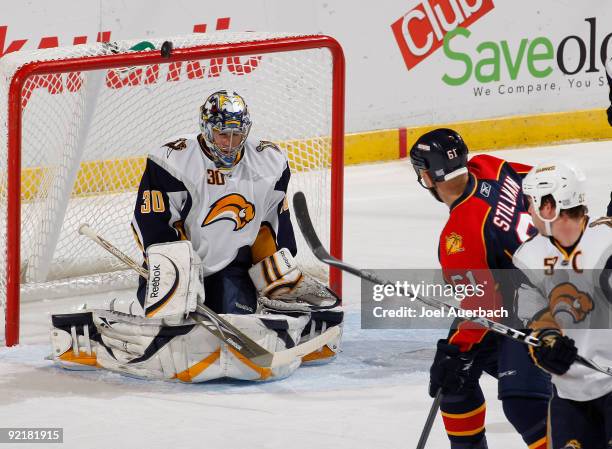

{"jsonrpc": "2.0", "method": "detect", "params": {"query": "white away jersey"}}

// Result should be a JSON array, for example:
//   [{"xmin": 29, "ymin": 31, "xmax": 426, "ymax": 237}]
[
  {"xmin": 513, "ymin": 218, "xmax": 612, "ymax": 401},
  {"xmin": 132, "ymin": 133, "xmax": 295, "ymax": 276}
]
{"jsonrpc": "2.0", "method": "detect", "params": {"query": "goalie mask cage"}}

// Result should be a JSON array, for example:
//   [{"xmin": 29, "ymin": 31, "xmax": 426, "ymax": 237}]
[{"xmin": 0, "ymin": 32, "xmax": 344, "ymax": 346}]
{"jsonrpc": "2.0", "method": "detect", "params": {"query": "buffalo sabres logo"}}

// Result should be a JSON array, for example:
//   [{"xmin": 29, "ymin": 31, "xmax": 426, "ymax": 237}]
[
  {"xmin": 202, "ymin": 193, "xmax": 255, "ymax": 231},
  {"xmin": 163, "ymin": 138, "xmax": 187, "ymax": 158},
  {"xmin": 549, "ymin": 282, "xmax": 593, "ymax": 324},
  {"xmin": 256, "ymin": 140, "xmax": 281, "ymax": 153},
  {"xmin": 445, "ymin": 232, "xmax": 465, "ymax": 255}
]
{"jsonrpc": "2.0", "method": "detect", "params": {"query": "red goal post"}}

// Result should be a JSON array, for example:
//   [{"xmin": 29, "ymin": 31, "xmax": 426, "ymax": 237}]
[{"xmin": 1, "ymin": 33, "xmax": 344, "ymax": 346}]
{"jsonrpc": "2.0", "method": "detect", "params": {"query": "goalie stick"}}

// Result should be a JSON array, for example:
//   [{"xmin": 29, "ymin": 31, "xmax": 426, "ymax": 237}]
[
  {"xmin": 292, "ymin": 191, "xmax": 612, "ymax": 378},
  {"xmin": 78, "ymin": 224, "xmax": 339, "ymax": 370}
]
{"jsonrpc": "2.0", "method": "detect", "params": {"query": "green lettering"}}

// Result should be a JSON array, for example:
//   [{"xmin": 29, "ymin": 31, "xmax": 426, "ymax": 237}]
[
  {"xmin": 475, "ymin": 41, "xmax": 500, "ymax": 83},
  {"xmin": 501, "ymin": 39, "xmax": 527, "ymax": 80},
  {"xmin": 442, "ymin": 27, "xmax": 472, "ymax": 86},
  {"xmin": 527, "ymin": 37, "xmax": 553, "ymax": 78}
]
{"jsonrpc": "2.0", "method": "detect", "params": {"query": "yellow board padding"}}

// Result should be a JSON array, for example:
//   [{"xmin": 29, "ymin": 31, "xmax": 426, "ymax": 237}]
[
  {"xmin": 406, "ymin": 107, "xmax": 612, "ymax": 153},
  {"xmin": 16, "ymin": 108, "xmax": 612, "ymax": 201},
  {"xmin": 345, "ymin": 107, "xmax": 612, "ymax": 165},
  {"xmin": 344, "ymin": 128, "xmax": 399, "ymax": 165},
  {"xmin": 21, "ymin": 156, "xmax": 147, "ymax": 201}
]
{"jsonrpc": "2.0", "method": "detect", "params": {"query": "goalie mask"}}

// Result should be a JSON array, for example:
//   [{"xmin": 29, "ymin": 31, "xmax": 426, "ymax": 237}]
[
  {"xmin": 200, "ymin": 90, "xmax": 252, "ymax": 170},
  {"xmin": 522, "ymin": 161, "xmax": 587, "ymax": 235}
]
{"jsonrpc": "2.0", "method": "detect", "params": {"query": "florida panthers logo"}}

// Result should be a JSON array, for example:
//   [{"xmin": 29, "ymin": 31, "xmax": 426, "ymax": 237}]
[
  {"xmin": 202, "ymin": 193, "xmax": 255, "ymax": 231},
  {"xmin": 549, "ymin": 282, "xmax": 594, "ymax": 324},
  {"xmin": 445, "ymin": 232, "xmax": 465, "ymax": 255}
]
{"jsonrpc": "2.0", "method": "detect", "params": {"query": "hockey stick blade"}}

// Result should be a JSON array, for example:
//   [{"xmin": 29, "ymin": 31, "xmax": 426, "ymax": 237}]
[
  {"xmin": 292, "ymin": 192, "xmax": 612, "ymax": 378},
  {"xmin": 270, "ymin": 325, "xmax": 340, "ymax": 368}
]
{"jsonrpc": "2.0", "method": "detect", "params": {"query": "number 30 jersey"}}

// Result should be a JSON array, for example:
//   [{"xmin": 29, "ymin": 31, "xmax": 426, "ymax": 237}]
[{"xmin": 132, "ymin": 133, "xmax": 296, "ymax": 276}]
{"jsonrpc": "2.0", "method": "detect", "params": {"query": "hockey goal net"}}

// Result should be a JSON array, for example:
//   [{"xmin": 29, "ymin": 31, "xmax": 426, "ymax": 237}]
[{"xmin": 0, "ymin": 32, "xmax": 344, "ymax": 346}]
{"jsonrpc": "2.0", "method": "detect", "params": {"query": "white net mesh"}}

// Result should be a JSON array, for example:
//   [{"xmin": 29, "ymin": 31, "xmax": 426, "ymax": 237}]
[{"xmin": 0, "ymin": 32, "xmax": 340, "ymax": 341}]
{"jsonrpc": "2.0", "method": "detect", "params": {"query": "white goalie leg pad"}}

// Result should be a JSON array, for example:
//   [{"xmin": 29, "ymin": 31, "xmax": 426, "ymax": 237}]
[
  {"xmin": 91, "ymin": 309, "xmax": 223, "ymax": 381},
  {"xmin": 49, "ymin": 311, "xmax": 99, "ymax": 370},
  {"xmin": 298, "ymin": 308, "xmax": 344, "ymax": 365},
  {"xmin": 143, "ymin": 241, "xmax": 205, "ymax": 324},
  {"xmin": 219, "ymin": 313, "xmax": 310, "ymax": 381},
  {"xmin": 249, "ymin": 248, "xmax": 339, "ymax": 310},
  {"xmin": 90, "ymin": 309, "xmax": 309, "ymax": 382}
]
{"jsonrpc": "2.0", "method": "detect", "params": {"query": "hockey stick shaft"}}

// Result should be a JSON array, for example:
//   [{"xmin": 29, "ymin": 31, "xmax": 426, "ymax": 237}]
[
  {"xmin": 79, "ymin": 224, "xmax": 148, "ymax": 277},
  {"xmin": 292, "ymin": 192, "xmax": 612, "ymax": 377},
  {"xmin": 416, "ymin": 389, "xmax": 442, "ymax": 449}
]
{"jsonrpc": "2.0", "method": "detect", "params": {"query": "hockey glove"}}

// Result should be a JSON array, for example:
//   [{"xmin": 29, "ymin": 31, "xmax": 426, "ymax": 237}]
[
  {"xmin": 528, "ymin": 328, "xmax": 577, "ymax": 375},
  {"xmin": 249, "ymin": 248, "xmax": 339, "ymax": 311},
  {"xmin": 428, "ymin": 339, "xmax": 476, "ymax": 397}
]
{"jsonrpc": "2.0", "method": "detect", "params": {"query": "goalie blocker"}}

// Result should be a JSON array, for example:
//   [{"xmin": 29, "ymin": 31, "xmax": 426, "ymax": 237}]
[{"xmin": 50, "ymin": 242, "xmax": 343, "ymax": 382}]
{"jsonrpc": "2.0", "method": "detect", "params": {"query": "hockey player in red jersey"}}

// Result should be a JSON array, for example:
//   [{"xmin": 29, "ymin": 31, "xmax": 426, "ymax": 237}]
[{"xmin": 410, "ymin": 129, "xmax": 551, "ymax": 449}]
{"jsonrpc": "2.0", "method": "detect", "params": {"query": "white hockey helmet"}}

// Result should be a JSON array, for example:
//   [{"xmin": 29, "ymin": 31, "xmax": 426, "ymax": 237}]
[{"xmin": 522, "ymin": 161, "xmax": 587, "ymax": 225}]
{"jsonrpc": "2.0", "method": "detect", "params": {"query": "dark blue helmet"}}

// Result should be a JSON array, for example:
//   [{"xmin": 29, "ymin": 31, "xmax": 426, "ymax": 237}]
[{"xmin": 410, "ymin": 128, "xmax": 469, "ymax": 185}]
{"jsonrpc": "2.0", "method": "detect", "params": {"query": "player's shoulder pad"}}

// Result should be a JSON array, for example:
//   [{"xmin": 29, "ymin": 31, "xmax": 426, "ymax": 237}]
[
  {"xmin": 150, "ymin": 133, "xmax": 199, "ymax": 160},
  {"xmin": 440, "ymin": 206, "xmax": 491, "ymax": 264},
  {"xmin": 586, "ymin": 216, "xmax": 612, "ymax": 253},
  {"xmin": 245, "ymin": 138, "xmax": 288, "ymax": 172},
  {"xmin": 468, "ymin": 154, "xmax": 506, "ymax": 180},
  {"xmin": 589, "ymin": 216, "xmax": 612, "ymax": 231},
  {"xmin": 147, "ymin": 133, "xmax": 201, "ymax": 183},
  {"xmin": 512, "ymin": 233, "xmax": 548, "ymax": 269}
]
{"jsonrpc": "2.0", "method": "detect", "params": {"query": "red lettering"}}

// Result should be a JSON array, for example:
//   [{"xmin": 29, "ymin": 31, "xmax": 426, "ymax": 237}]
[
  {"xmin": 0, "ymin": 26, "xmax": 27, "ymax": 57},
  {"xmin": 391, "ymin": 0, "xmax": 495, "ymax": 70},
  {"xmin": 216, "ymin": 18, "xmax": 230, "ymax": 30},
  {"xmin": 144, "ymin": 64, "xmax": 160, "ymax": 84},
  {"xmin": 208, "ymin": 58, "xmax": 224, "ymax": 77},
  {"xmin": 227, "ymin": 56, "xmax": 262, "ymax": 75},
  {"xmin": 97, "ymin": 31, "xmax": 111, "ymax": 43},
  {"xmin": 166, "ymin": 62, "xmax": 183, "ymax": 81},
  {"xmin": 106, "ymin": 67, "xmax": 144, "ymax": 88},
  {"xmin": 186, "ymin": 60, "xmax": 205, "ymax": 79},
  {"xmin": 38, "ymin": 36, "xmax": 59, "ymax": 49}
]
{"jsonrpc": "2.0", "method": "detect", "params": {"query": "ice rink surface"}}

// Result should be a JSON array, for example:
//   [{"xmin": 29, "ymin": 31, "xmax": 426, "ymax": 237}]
[{"xmin": 1, "ymin": 141, "xmax": 611, "ymax": 449}]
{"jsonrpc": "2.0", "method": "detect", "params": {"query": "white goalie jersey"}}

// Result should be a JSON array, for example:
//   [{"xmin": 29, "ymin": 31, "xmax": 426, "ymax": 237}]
[
  {"xmin": 513, "ymin": 218, "xmax": 612, "ymax": 401},
  {"xmin": 131, "ymin": 133, "xmax": 296, "ymax": 276}
]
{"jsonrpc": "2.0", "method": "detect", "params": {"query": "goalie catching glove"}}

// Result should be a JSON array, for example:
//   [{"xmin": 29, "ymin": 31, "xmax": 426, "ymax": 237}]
[{"xmin": 249, "ymin": 248, "xmax": 340, "ymax": 312}]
